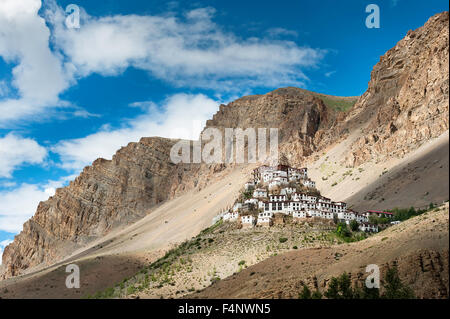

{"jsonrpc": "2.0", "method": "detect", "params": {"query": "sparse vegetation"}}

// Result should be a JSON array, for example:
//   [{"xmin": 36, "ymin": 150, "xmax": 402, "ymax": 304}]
[
  {"xmin": 300, "ymin": 266, "xmax": 415, "ymax": 299},
  {"xmin": 349, "ymin": 219, "xmax": 359, "ymax": 232},
  {"xmin": 389, "ymin": 206, "xmax": 433, "ymax": 222},
  {"xmin": 86, "ymin": 219, "xmax": 338, "ymax": 299},
  {"xmin": 313, "ymin": 94, "xmax": 357, "ymax": 112},
  {"xmin": 382, "ymin": 267, "xmax": 415, "ymax": 299},
  {"xmin": 335, "ymin": 222, "xmax": 368, "ymax": 242}
]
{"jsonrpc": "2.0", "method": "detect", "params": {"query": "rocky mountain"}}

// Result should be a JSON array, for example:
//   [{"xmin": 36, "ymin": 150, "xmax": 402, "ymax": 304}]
[
  {"xmin": 321, "ymin": 12, "xmax": 449, "ymax": 167},
  {"xmin": 1, "ymin": 138, "xmax": 173, "ymax": 278},
  {"xmin": 1, "ymin": 11, "xmax": 448, "ymax": 280},
  {"xmin": 0, "ymin": 137, "xmax": 230, "ymax": 278},
  {"xmin": 204, "ymin": 87, "xmax": 356, "ymax": 165}
]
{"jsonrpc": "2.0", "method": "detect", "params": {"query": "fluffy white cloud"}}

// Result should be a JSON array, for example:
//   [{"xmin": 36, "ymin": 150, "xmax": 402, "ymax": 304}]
[
  {"xmin": 0, "ymin": 133, "xmax": 47, "ymax": 178},
  {"xmin": 0, "ymin": 0, "xmax": 72, "ymax": 126},
  {"xmin": 0, "ymin": 175, "xmax": 75, "ymax": 233},
  {"xmin": 46, "ymin": 4, "xmax": 325, "ymax": 91},
  {"xmin": 0, "ymin": 0, "xmax": 326, "ymax": 125},
  {"xmin": 0, "ymin": 239, "xmax": 13, "ymax": 264},
  {"xmin": 54, "ymin": 93, "xmax": 218, "ymax": 170},
  {"xmin": 0, "ymin": 93, "xmax": 217, "ymax": 232},
  {"xmin": 0, "ymin": 81, "xmax": 9, "ymax": 97},
  {"xmin": 0, "ymin": 184, "xmax": 49, "ymax": 233}
]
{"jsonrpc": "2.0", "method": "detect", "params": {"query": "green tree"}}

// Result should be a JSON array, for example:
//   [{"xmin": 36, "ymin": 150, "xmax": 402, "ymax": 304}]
[
  {"xmin": 362, "ymin": 285, "xmax": 380, "ymax": 299},
  {"xmin": 321, "ymin": 267, "xmax": 414, "ymax": 300},
  {"xmin": 338, "ymin": 273, "xmax": 354, "ymax": 299},
  {"xmin": 298, "ymin": 285, "xmax": 312, "ymax": 299},
  {"xmin": 311, "ymin": 290, "xmax": 323, "ymax": 299},
  {"xmin": 350, "ymin": 219, "xmax": 359, "ymax": 231},
  {"xmin": 324, "ymin": 277, "xmax": 340, "ymax": 299},
  {"xmin": 407, "ymin": 206, "xmax": 417, "ymax": 218},
  {"xmin": 369, "ymin": 215, "xmax": 379, "ymax": 225},
  {"xmin": 242, "ymin": 190, "xmax": 253, "ymax": 200},
  {"xmin": 336, "ymin": 222, "xmax": 351, "ymax": 238},
  {"xmin": 352, "ymin": 282, "xmax": 380, "ymax": 299},
  {"xmin": 382, "ymin": 266, "xmax": 415, "ymax": 299},
  {"xmin": 324, "ymin": 273, "xmax": 354, "ymax": 299}
]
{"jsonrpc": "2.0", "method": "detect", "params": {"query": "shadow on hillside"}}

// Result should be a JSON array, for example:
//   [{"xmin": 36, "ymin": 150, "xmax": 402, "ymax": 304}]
[{"xmin": 0, "ymin": 254, "xmax": 149, "ymax": 299}]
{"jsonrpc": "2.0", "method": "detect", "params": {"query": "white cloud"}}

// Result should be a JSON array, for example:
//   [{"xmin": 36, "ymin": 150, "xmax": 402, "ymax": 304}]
[
  {"xmin": 0, "ymin": 81, "xmax": 9, "ymax": 97},
  {"xmin": 0, "ymin": 93, "xmax": 217, "ymax": 233},
  {"xmin": 46, "ymin": 4, "xmax": 325, "ymax": 91},
  {"xmin": 325, "ymin": 70, "xmax": 336, "ymax": 78},
  {"xmin": 0, "ymin": 184, "xmax": 49, "ymax": 233},
  {"xmin": 0, "ymin": 1, "xmax": 326, "ymax": 125},
  {"xmin": 0, "ymin": 239, "xmax": 13, "ymax": 264},
  {"xmin": 0, "ymin": 181, "xmax": 17, "ymax": 188},
  {"xmin": 0, "ymin": 175, "xmax": 75, "ymax": 233},
  {"xmin": 0, "ymin": 133, "xmax": 47, "ymax": 178},
  {"xmin": 266, "ymin": 27, "xmax": 298, "ymax": 38},
  {"xmin": 54, "ymin": 93, "xmax": 218, "ymax": 170},
  {"xmin": 0, "ymin": 0, "xmax": 73, "ymax": 126}
]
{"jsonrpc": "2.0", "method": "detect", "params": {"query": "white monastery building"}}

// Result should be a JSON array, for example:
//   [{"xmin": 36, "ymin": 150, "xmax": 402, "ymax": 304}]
[{"xmin": 221, "ymin": 165, "xmax": 382, "ymax": 232}]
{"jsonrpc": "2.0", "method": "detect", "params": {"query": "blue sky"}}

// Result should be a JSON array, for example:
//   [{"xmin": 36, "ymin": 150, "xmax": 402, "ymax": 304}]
[{"xmin": 0, "ymin": 0, "xmax": 448, "ymax": 255}]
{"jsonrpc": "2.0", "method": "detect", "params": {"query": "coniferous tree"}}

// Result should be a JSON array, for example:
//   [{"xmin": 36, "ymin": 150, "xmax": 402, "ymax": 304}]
[
  {"xmin": 382, "ymin": 267, "xmax": 415, "ymax": 299},
  {"xmin": 298, "ymin": 285, "xmax": 312, "ymax": 299}
]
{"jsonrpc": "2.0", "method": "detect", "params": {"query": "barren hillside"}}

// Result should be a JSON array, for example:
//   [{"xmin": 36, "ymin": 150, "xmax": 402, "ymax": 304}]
[
  {"xmin": 192, "ymin": 204, "xmax": 449, "ymax": 299},
  {"xmin": 0, "ymin": 165, "xmax": 252, "ymax": 298}
]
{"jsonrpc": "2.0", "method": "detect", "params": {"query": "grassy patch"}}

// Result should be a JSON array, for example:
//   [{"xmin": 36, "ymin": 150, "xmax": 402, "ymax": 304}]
[{"xmin": 313, "ymin": 95, "xmax": 357, "ymax": 112}]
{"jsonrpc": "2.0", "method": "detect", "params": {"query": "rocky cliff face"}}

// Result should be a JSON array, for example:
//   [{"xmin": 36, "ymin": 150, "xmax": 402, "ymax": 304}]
[
  {"xmin": 1, "ymin": 137, "xmax": 231, "ymax": 278},
  {"xmin": 341, "ymin": 12, "xmax": 449, "ymax": 166},
  {"xmin": 204, "ymin": 87, "xmax": 350, "ymax": 166},
  {"xmin": 1, "ymin": 138, "xmax": 174, "ymax": 277}
]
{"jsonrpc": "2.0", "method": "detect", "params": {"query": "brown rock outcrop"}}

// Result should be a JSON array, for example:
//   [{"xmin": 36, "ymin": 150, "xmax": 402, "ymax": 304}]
[
  {"xmin": 1, "ymin": 137, "xmax": 232, "ymax": 278},
  {"xmin": 1, "ymin": 138, "xmax": 174, "ymax": 277},
  {"xmin": 204, "ymin": 87, "xmax": 342, "ymax": 166},
  {"xmin": 343, "ymin": 12, "xmax": 449, "ymax": 166}
]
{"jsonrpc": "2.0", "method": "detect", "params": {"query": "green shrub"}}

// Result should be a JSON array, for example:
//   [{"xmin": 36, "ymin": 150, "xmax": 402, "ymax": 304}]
[
  {"xmin": 382, "ymin": 267, "xmax": 415, "ymax": 299},
  {"xmin": 311, "ymin": 290, "xmax": 323, "ymax": 299},
  {"xmin": 318, "ymin": 266, "xmax": 414, "ymax": 299},
  {"xmin": 126, "ymin": 286, "xmax": 136, "ymax": 295},
  {"xmin": 336, "ymin": 222, "xmax": 351, "ymax": 238},
  {"xmin": 349, "ymin": 220, "xmax": 359, "ymax": 232},
  {"xmin": 298, "ymin": 285, "xmax": 311, "ymax": 299}
]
